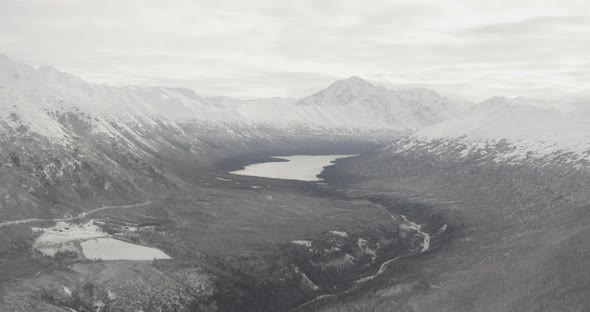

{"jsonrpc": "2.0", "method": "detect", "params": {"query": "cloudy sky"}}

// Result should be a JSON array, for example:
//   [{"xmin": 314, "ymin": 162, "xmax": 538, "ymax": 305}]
[{"xmin": 1, "ymin": 0, "xmax": 589, "ymax": 101}]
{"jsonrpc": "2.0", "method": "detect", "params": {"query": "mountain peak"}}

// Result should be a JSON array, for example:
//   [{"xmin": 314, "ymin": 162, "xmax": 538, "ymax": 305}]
[
  {"xmin": 0, "ymin": 53, "xmax": 40, "ymax": 83},
  {"xmin": 333, "ymin": 76, "xmax": 373, "ymax": 88},
  {"xmin": 297, "ymin": 76, "xmax": 375, "ymax": 106},
  {"xmin": 479, "ymin": 96, "xmax": 511, "ymax": 106},
  {"xmin": 344, "ymin": 75, "xmax": 370, "ymax": 83}
]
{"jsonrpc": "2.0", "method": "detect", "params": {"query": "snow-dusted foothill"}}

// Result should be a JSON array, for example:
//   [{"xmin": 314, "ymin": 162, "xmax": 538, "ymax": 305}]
[{"xmin": 393, "ymin": 96, "xmax": 590, "ymax": 167}]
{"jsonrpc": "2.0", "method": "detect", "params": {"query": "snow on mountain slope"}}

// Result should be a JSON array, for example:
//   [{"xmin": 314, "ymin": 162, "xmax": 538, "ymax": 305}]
[
  {"xmin": 1, "ymin": 54, "xmax": 468, "ymax": 143},
  {"xmin": 205, "ymin": 77, "xmax": 466, "ymax": 134},
  {"xmin": 296, "ymin": 76, "xmax": 464, "ymax": 131},
  {"xmin": 298, "ymin": 76, "xmax": 374, "ymax": 107},
  {"xmin": 401, "ymin": 97, "xmax": 590, "ymax": 166},
  {"xmin": 0, "ymin": 53, "xmax": 475, "ymax": 223},
  {"xmin": 0, "ymin": 55, "xmax": 212, "ymax": 221},
  {"xmin": 0, "ymin": 86, "xmax": 69, "ymax": 141},
  {"xmin": 0, "ymin": 56, "xmax": 210, "ymax": 157},
  {"xmin": 207, "ymin": 96, "xmax": 298, "ymax": 124}
]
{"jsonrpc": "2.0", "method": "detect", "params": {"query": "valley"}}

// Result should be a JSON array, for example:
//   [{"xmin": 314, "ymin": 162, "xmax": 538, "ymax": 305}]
[
  {"xmin": 0, "ymin": 53, "xmax": 589, "ymax": 312},
  {"xmin": 0, "ymin": 147, "xmax": 444, "ymax": 312}
]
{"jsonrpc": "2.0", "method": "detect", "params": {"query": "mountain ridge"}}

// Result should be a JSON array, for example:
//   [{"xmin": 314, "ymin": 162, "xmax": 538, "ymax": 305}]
[
  {"xmin": 0, "ymin": 54, "xmax": 469, "ymax": 139},
  {"xmin": 394, "ymin": 96, "xmax": 590, "ymax": 167}
]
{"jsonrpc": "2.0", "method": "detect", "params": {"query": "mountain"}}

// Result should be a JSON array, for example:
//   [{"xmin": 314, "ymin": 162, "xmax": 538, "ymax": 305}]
[
  {"xmin": 296, "ymin": 76, "xmax": 466, "ymax": 131},
  {"xmin": 0, "ymin": 55, "xmax": 467, "ymax": 142},
  {"xmin": 316, "ymin": 91, "xmax": 590, "ymax": 312},
  {"xmin": 392, "ymin": 96, "xmax": 590, "ymax": 167},
  {"xmin": 0, "ymin": 56, "xmax": 206, "ymax": 221},
  {"xmin": 3, "ymin": 54, "xmax": 590, "ymax": 312},
  {"xmin": 0, "ymin": 54, "xmax": 469, "ymax": 221},
  {"xmin": 0, "ymin": 53, "xmax": 472, "ymax": 153},
  {"xmin": 318, "ymin": 102, "xmax": 590, "ymax": 312},
  {"xmin": 202, "ymin": 77, "xmax": 468, "ymax": 135}
]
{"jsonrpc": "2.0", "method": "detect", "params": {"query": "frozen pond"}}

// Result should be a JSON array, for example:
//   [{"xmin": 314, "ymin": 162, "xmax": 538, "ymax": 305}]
[
  {"xmin": 81, "ymin": 237, "xmax": 171, "ymax": 261},
  {"xmin": 230, "ymin": 154, "xmax": 357, "ymax": 181}
]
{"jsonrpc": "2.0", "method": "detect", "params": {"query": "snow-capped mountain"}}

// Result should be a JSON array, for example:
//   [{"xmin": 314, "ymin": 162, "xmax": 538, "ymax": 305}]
[
  {"xmin": 0, "ymin": 86, "xmax": 69, "ymax": 141},
  {"xmin": 296, "ymin": 76, "xmax": 465, "ymax": 131},
  {"xmin": 395, "ymin": 96, "xmax": 590, "ymax": 167},
  {"xmin": 0, "ymin": 54, "xmax": 468, "ymax": 144},
  {"xmin": 7, "ymin": 52, "xmax": 587, "ymax": 174},
  {"xmin": 0, "ymin": 55, "xmax": 209, "ymax": 221},
  {"xmin": 206, "ymin": 76, "xmax": 465, "ymax": 134},
  {"xmin": 202, "ymin": 76, "xmax": 467, "ymax": 135},
  {"xmin": 0, "ymin": 53, "xmax": 470, "ymax": 221}
]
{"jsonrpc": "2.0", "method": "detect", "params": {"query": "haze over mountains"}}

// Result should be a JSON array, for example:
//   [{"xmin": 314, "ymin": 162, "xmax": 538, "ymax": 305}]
[
  {"xmin": 4, "ymin": 52, "xmax": 588, "ymax": 168},
  {"xmin": 1, "ymin": 52, "xmax": 589, "ymax": 223},
  {"xmin": 0, "ymin": 53, "xmax": 463, "ymax": 221},
  {"xmin": 2, "ymin": 51, "xmax": 590, "ymax": 312},
  {"xmin": 0, "ymin": 54, "xmax": 467, "ymax": 144}
]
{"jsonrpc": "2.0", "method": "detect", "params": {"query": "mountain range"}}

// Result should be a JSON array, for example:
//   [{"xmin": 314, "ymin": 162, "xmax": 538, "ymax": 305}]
[
  {"xmin": 2, "ymin": 53, "xmax": 590, "ymax": 312},
  {"xmin": 0, "ymin": 54, "xmax": 468, "ymax": 145},
  {"xmin": 399, "ymin": 96, "xmax": 590, "ymax": 167},
  {"xmin": 1, "ymin": 52, "xmax": 589, "ymax": 222},
  {"xmin": 0, "ymin": 53, "xmax": 468, "ymax": 221}
]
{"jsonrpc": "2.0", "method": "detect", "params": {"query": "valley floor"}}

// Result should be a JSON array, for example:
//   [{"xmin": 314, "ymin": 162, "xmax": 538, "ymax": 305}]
[
  {"xmin": 0, "ymin": 151, "xmax": 440, "ymax": 312},
  {"xmin": 2, "ymin": 146, "xmax": 588, "ymax": 312}
]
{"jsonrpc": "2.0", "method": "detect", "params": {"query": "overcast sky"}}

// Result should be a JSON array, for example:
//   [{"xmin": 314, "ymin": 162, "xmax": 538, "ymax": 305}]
[{"xmin": 1, "ymin": 0, "xmax": 589, "ymax": 101}]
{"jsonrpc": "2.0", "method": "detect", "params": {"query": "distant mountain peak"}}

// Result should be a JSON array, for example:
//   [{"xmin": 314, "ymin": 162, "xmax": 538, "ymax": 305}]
[
  {"xmin": 0, "ymin": 54, "xmax": 465, "ymax": 137},
  {"xmin": 340, "ymin": 75, "xmax": 372, "ymax": 85},
  {"xmin": 297, "ymin": 76, "xmax": 375, "ymax": 106},
  {"xmin": 479, "ymin": 96, "xmax": 511, "ymax": 107},
  {"xmin": 327, "ymin": 76, "xmax": 374, "ymax": 91}
]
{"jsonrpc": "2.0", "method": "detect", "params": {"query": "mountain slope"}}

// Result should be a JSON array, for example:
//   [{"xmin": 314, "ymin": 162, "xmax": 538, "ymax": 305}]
[
  {"xmin": 315, "ymin": 99, "xmax": 590, "ymax": 312},
  {"xmin": 296, "ymin": 76, "xmax": 464, "ymax": 132},
  {"xmin": 0, "ymin": 54, "xmax": 467, "ymax": 144},
  {"xmin": 0, "ymin": 54, "xmax": 470, "ymax": 220},
  {"xmin": 0, "ymin": 57, "xmax": 206, "ymax": 221},
  {"xmin": 399, "ymin": 96, "xmax": 590, "ymax": 166}
]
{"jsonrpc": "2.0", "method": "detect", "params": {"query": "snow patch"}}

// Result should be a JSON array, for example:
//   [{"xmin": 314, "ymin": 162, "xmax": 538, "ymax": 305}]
[
  {"xmin": 63, "ymin": 286, "xmax": 72, "ymax": 296},
  {"xmin": 357, "ymin": 238, "xmax": 377, "ymax": 261},
  {"xmin": 292, "ymin": 240, "xmax": 312, "ymax": 247},
  {"xmin": 34, "ymin": 220, "xmax": 105, "ymax": 248},
  {"xmin": 436, "ymin": 224, "xmax": 448, "ymax": 235},
  {"xmin": 329, "ymin": 230, "xmax": 348, "ymax": 237}
]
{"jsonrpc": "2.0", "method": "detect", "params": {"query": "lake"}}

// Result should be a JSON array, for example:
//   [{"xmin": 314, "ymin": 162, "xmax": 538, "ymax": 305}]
[
  {"xmin": 229, "ymin": 154, "xmax": 357, "ymax": 181},
  {"xmin": 81, "ymin": 237, "xmax": 172, "ymax": 261}
]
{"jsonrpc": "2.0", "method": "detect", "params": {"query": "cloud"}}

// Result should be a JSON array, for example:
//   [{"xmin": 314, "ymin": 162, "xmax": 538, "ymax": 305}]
[{"xmin": 0, "ymin": 0, "xmax": 588, "ymax": 102}]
